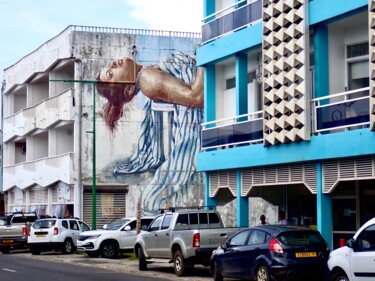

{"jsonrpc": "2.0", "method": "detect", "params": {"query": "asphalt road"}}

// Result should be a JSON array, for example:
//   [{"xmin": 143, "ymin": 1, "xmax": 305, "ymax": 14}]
[{"xmin": 0, "ymin": 250, "xmax": 214, "ymax": 281}]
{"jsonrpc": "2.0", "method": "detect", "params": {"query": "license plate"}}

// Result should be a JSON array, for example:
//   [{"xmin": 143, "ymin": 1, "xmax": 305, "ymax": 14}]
[
  {"xmin": 36, "ymin": 234, "xmax": 46, "ymax": 237},
  {"xmin": 296, "ymin": 252, "xmax": 317, "ymax": 258},
  {"xmin": 2, "ymin": 239, "xmax": 14, "ymax": 243}
]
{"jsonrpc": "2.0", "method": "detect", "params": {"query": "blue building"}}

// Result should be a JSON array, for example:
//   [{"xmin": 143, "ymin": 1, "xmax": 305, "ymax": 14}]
[{"xmin": 196, "ymin": 0, "xmax": 375, "ymax": 249}]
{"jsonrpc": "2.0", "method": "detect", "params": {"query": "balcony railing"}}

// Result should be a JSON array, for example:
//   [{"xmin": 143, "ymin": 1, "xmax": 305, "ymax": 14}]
[
  {"xmin": 3, "ymin": 88, "xmax": 74, "ymax": 142},
  {"xmin": 3, "ymin": 153, "xmax": 75, "ymax": 190},
  {"xmin": 200, "ymin": 88, "xmax": 371, "ymax": 151},
  {"xmin": 202, "ymin": 0, "xmax": 262, "ymax": 44},
  {"xmin": 311, "ymin": 87, "xmax": 370, "ymax": 133},
  {"xmin": 201, "ymin": 111, "xmax": 263, "ymax": 151}
]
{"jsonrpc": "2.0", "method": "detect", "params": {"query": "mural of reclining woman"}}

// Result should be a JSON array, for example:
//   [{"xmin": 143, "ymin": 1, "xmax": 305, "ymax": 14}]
[{"xmin": 97, "ymin": 52, "xmax": 204, "ymax": 212}]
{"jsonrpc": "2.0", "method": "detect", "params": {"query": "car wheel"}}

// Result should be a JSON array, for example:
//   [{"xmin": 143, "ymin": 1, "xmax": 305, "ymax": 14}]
[
  {"xmin": 138, "ymin": 247, "xmax": 147, "ymax": 271},
  {"xmin": 30, "ymin": 246, "xmax": 41, "ymax": 255},
  {"xmin": 174, "ymin": 250, "xmax": 189, "ymax": 277},
  {"xmin": 62, "ymin": 238, "xmax": 75, "ymax": 254},
  {"xmin": 0, "ymin": 247, "xmax": 10, "ymax": 254},
  {"xmin": 256, "ymin": 265, "xmax": 270, "ymax": 281},
  {"xmin": 213, "ymin": 262, "xmax": 223, "ymax": 281},
  {"xmin": 100, "ymin": 241, "xmax": 119, "ymax": 259},
  {"xmin": 86, "ymin": 251, "xmax": 100, "ymax": 258},
  {"xmin": 331, "ymin": 271, "xmax": 349, "ymax": 281}
]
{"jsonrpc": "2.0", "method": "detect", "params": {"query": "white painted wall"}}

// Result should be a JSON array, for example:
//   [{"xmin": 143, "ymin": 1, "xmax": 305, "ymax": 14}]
[
  {"xmin": 28, "ymin": 133, "xmax": 48, "ymax": 161},
  {"xmin": 328, "ymin": 12, "xmax": 368, "ymax": 95},
  {"xmin": 28, "ymin": 81, "xmax": 48, "ymax": 107}
]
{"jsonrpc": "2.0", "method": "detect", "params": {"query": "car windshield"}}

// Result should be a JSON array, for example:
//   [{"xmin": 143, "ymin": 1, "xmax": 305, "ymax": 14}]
[
  {"xmin": 32, "ymin": 219, "xmax": 57, "ymax": 229},
  {"xmin": 277, "ymin": 230, "xmax": 324, "ymax": 247},
  {"xmin": 106, "ymin": 218, "xmax": 131, "ymax": 230}
]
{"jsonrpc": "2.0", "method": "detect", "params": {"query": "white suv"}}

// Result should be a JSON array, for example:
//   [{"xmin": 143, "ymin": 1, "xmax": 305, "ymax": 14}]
[
  {"xmin": 28, "ymin": 218, "xmax": 90, "ymax": 255},
  {"xmin": 328, "ymin": 217, "xmax": 375, "ymax": 281},
  {"xmin": 77, "ymin": 217, "xmax": 154, "ymax": 258}
]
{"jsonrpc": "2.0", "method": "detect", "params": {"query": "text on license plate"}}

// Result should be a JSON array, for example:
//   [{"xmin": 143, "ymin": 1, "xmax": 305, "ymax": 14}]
[
  {"xmin": 36, "ymin": 234, "xmax": 46, "ymax": 237},
  {"xmin": 2, "ymin": 239, "xmax": 14, "ymax": 243},
  {"xmin": 295, "ymin": 252, "xmax": 317, "ymax": 258}
]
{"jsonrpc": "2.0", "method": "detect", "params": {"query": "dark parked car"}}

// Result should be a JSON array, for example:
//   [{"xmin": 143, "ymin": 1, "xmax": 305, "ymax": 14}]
[{"xmin": 210, "ymin": 225, "xmax": 330, "ymax": 281}]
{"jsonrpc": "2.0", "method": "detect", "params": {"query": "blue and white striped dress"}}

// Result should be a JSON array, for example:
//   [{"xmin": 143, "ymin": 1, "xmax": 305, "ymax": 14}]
[{"xmin": 114, "ymin": 52, "xmax": 203, "ymax": 212}]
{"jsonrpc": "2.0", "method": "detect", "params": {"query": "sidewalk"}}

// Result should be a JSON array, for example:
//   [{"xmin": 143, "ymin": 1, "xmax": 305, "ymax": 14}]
[{"xmin": 18, "ymin": 252, "xmax": 213, "ymax": 281}]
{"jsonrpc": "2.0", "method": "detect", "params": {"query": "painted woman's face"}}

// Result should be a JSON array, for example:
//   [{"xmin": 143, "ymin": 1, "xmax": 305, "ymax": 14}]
[{"xmin": 99, "ymin": 58, "xmax": 136, "ymax": 83}]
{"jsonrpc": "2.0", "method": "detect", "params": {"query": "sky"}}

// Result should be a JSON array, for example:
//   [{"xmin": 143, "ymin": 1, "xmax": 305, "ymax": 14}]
[{"xmin": 0, "ymin": 0, "xmax": 203, "ymax": 75}]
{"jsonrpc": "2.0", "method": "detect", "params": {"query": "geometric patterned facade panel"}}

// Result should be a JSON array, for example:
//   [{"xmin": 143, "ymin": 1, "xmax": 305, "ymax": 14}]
[
  {"xmin": 369, "ymin": 0, "xmax": 375, "ymax": 131},
  {"xmin": 209, "ymin": 170, "xmax": 237, "ymax": 197},
  {"xmin": 241, "ymin": 162, "xmax": 317, "ymax": 195},
  {"xmin": 323, "ymin": 156, "xmax": 375, "ymax": 193},
  {"xmin": 262, "ymin": 0, "xmax": 310, "ymax": 146}
]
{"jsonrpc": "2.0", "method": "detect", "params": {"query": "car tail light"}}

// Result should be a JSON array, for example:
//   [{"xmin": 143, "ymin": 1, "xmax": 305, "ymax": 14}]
[
  {"xmin": 193, "ymin": 233, "xmax": 200, "ymax": 248},
  {"xmin": 54, "ymin": 227, "xmax": 59, "ymax": 235},
  {"xmin": 269, "ymin": 238, "xmax": 284, "ymax": 254},
  {"xmin": 22, "ymin": 226, "xmax": 27, "ymax": 236}
]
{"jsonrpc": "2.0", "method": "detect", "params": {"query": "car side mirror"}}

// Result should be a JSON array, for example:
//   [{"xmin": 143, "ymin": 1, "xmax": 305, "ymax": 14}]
[
  {"xmin": 142, "ymin": 225, "xmax": 148, "ymax": 231},
  {"xmin": 346, "ymin": 238, "xmax": 355, "ymax": 249},
  {"xmin": 221, "ymin": 243, "xmax": 228, "ymax": 250},
  {"xmin": 124, "ymin": 225, "xmax": 131, "ymax": 231},
  {"xmin": 103, "ymin": 224, "xmax": 108, "ymax": 230}
]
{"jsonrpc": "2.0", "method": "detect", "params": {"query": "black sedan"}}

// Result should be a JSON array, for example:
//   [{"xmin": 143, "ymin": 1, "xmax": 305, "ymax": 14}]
[{"xmin": 210, "ymin": 225, "xmax": 329, "ymax": 281}]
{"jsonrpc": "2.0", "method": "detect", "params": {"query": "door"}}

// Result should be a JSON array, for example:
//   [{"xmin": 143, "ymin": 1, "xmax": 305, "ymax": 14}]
[
  {"xmin": 120, "ymin": 220, "xmax": 137, "ymax": 250},
  {"xmin": 69, "ymin": 220, "xmax": 81, "ymax": 245},
  {"xmin": 239, "ymin": 230, "xmax": 269, "ymax": 278},
  {"xmin": 156, "ymin": 214, "xmax": 173, "ymax": 257},
  {"xmin": 219, "ymin": 229, "xmax": 251, "ymax": 277},
  {"xmin": 349, "ymin": 223, "xmax": 375, "ymax": 281},
  {"xmin": 142, "ymin": 215, "xmax": 163, "ymax": 256}
]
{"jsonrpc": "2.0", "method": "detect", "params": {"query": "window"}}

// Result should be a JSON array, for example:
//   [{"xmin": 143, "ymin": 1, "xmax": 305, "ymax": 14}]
[
  {"xmin": 69, "ymin": 220, "xmax": 79, "ymax": 230},
  {"xmin": 176, "ymin": 214, "xmax": 188, "ymax": 225},
  {"xmin": 229, "ymin": 230, "xmax": 251, "ymax": 247},
  {"xmin": 248, "ymin": 230, "xmax": 267, "ymax": 245},
  {"xmin": 190, "ymin": 213, "xmax": 198, "ymax": 225},
  {"xmin": 161, "ymin": 214, "xmax": 173, "ymax": 230},
  {"xmin": 141, "ymin": 219, "xmax": 154, "ymax": 229},
  {"xmin": 199, "ymin": 213, "xmax": 208, "ymax": 224},
  {"xmin": 149, "ymin": 216, "xmax": 163, "ymax": 232},
  {"xmin": 346, "ymin": 42, "xmax": 369, "ymax": 91},
  {"xmin": 62, "ymin": 220, "xmax": 68, "ymax": 229},
  {"xmin": 209, "ymin": 213, "xmax": 220, "ymax": 224},
  {"xmin": 127, "ymin": 220, "xmax": 137, "ymax": 230},
  {"xmin": 79, "ymin": 221, "xmax": 90, "ymax": 232},
  {"xmin": 225, "ymin": 70, "xmax": 258, "ymax": 90},
  {"xmin": 356, "ymin": 224, "xmax": 375, "ymax": 252}
]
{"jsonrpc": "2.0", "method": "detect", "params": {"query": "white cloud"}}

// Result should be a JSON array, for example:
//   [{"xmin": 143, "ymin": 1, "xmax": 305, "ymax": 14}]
[{"xmin": 125, "ymin": 0, "xmax": 203, "ymax": 33}]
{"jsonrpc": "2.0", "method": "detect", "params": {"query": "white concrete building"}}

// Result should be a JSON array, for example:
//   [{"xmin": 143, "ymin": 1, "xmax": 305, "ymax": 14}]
[{"xmin": 2, "ymin": 25, "xmax": 201, "ymax": 227}]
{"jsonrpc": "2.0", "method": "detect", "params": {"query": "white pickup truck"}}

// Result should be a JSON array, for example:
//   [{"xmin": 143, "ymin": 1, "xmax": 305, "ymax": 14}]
[{"xmin": 134, "ymin": 208, "xmax": 243, "ymax": 276}]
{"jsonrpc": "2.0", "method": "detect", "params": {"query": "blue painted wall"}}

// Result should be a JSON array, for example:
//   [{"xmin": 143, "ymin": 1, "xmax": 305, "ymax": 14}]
[
  {"xmin": 197, "ymin": 129, "xmax": 375, "ymax": 172},
  {"xmin": 197, "ymin": 0, "xmax": 367, "ymax": 66}
]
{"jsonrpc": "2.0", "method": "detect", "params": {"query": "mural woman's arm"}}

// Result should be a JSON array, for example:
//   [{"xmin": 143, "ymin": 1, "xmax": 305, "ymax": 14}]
[{"xmin": 138, "ymin": 67, "xmax": 204, "ymax": 108}]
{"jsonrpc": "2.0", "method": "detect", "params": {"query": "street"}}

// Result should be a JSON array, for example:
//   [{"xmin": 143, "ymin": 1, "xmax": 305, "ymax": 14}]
[{"xmin": 0, "ymin": 250, "xmax": 213, "ymax": 281}]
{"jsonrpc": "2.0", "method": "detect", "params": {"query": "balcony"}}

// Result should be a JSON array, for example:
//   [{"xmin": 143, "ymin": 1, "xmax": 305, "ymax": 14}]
[
  {"xmin": 312, "ymin": 87, "xmax": 370, "ymax": 133},
  {"xmin": 202, "ymin": 0, "xmax": 262, "ymax": 44},
  {"xmin": 201, "ymin": 88, "xmax": 370, "ymax": 151},
  {"xmin": 3, "ymin": 153, "xmax": 75, "ymax": 190},
  {"xmin": 3, "ymin": 88, "xmax": 74, "ymax": 142},
  {"xmin": 201, "ymin": 111, "xmax": 263, "ymax": 151}
]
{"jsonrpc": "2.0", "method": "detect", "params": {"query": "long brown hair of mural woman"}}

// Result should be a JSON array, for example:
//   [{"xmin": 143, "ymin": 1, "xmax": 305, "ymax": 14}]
[{"xmin": 96, "ymin": 57, "xmax": 204, "ymax": 130}]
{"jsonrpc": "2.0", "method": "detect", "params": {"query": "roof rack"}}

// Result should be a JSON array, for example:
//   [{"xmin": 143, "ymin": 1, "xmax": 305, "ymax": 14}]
[
  {"xmin": 159, "ymin": 206, "xmax": 215, "ymax": 213},
  {"xmin": 0, "ymin": 211, "xmax": 38, "ymax": 217}
]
